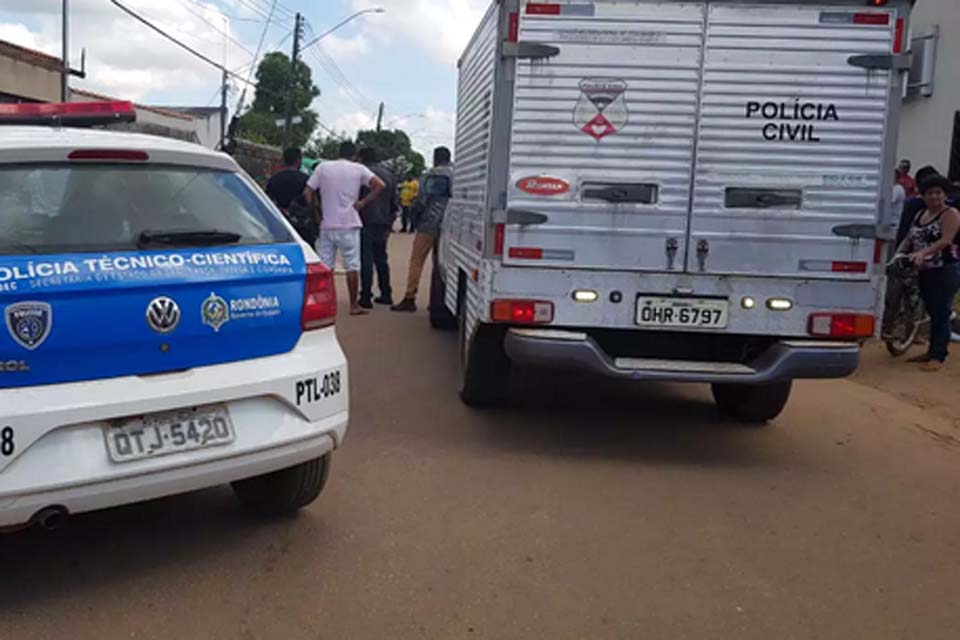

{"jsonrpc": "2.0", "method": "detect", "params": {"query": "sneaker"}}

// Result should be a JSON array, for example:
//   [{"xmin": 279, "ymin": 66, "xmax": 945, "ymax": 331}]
[
  {"xmin": 374, "ymin": 296, "xmax": 393, "ymax": 306},
  {"xmin": 358, "ymin": 299, "xmax": 373, "ymax": 310},
  {"xmin": 391, "ymin": 298, "xmax": 417, "ymax": 312}
]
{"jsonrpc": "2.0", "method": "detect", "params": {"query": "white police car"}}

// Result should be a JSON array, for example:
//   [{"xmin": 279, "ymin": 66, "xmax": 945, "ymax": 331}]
[{"xmin": 0, "ymin": 102, "xmax": 347, "ymax": 530}]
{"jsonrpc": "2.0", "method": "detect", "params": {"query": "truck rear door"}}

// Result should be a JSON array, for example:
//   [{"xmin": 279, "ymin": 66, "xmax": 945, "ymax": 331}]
[
  {"xmin": 502, "ymin": 0, "xmax": 706, "ymax": 271},
  {"xmin": 687, "ymin": 2, "xmax": 901, "ymax": 279}
]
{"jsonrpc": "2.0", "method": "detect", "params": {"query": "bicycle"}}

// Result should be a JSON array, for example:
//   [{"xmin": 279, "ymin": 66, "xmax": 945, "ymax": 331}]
[{"xmin": 883, "ymin": 254, "xmax": 958, "ymax": 356}]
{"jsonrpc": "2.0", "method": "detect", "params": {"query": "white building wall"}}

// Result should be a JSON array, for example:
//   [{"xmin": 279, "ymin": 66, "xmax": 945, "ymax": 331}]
[{"xmin": 897, "ymin": 0, "xmax": 960, "ymax": 176}]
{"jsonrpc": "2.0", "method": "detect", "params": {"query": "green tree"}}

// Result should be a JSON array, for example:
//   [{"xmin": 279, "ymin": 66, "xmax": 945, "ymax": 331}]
[
  {"xmin": 306, "ymin": 133, "xmax": 348, "ymax": 160},
  {"xmin": 237, "ymin": 52, "xmax": 320, "ymax": 147},
  {"xmin": 356, "ymin": 129, "xmax": 425, "ymax": 179}
]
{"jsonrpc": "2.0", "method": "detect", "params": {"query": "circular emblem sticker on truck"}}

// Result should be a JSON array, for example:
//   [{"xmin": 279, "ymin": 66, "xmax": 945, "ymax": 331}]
[
  {"xmin": 574, "ymin": 78, "xmax": 629, "ymax": 141},
  {"xmin": 516, "ymin": 176, "xmax": 571, "ymax": 196}
]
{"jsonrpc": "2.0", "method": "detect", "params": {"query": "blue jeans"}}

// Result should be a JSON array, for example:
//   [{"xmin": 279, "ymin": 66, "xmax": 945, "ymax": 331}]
[{"xmin": 918, "ymin": 264, "xmax": 960, "ymax": 362}]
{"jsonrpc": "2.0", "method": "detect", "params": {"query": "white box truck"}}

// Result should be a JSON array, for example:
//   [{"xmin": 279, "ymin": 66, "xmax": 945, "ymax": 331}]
[{"xmin": 434, "ymin": 0, "xmax": 914, "ymax": 421}]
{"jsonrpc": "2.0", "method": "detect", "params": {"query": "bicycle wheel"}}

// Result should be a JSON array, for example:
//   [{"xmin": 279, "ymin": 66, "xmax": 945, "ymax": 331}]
[{"xmin": 885, "ymin": 297, "xmax": 923, "ymax": 357}]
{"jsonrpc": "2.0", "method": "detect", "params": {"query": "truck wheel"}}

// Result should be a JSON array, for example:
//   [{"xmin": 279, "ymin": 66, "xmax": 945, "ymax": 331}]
[
  {"xmin": 711, "ymin": 381, "xmax": 792, "ymax": 424},
  {"xmin": 429, "ymin": 265, "xmax": 457, "ymax": 330},
  {"xmin": 459, "ymin": 315, "xmax": 511, "ymax": 407},
  {"xmin": 231, "ymin": 454, "xmax": 331, "ymax": 516}
]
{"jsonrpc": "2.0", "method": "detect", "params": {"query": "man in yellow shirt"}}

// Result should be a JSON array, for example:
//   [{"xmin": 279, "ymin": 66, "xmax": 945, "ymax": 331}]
[{"xmin": 399, "ymin": 177, "xmax": 419, "ymax": 233}]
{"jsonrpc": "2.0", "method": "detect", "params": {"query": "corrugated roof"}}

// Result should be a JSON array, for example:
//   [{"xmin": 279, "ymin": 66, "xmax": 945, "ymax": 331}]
[{"xmin": 71, "ymin": 88, "xmax": 195, "ymax": 122}]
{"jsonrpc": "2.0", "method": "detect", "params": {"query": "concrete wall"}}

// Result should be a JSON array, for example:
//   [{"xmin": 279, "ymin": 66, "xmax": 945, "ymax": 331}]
[
  {"xmin": 0, "ymin": 51, "xmax": 60, "ymax": 103},
  {"xmin": 192, "ymin": 114, "xmax": 223, "ymax": 149},
  {"xmin": 897, "ymin": 0, "xmax": 960, "ymax": 176}
]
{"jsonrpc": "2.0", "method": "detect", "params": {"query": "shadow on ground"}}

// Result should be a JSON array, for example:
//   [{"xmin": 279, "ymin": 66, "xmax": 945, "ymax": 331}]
[{"xmin": 0, "ymin": 486, "xmax": 331, "ymax": 613}]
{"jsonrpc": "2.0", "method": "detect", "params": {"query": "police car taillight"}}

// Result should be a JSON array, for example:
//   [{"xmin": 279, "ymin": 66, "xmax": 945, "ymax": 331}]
[
  {"xmin": 302, "ymin": 263, "xmax": 337, "ymax": 330},
  {"xmin": 68, "ymin": 149, "xmax": 149, "ymax": 161},
  {"xmin": 0, "ymin": 101, "xmax": 136, "ymax": 126}
]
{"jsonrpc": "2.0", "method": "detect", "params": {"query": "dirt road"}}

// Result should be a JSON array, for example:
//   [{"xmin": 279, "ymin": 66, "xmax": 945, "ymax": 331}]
[{"xmin": 1, "ymin": 234, "xmax": 957, "ymax": 639}]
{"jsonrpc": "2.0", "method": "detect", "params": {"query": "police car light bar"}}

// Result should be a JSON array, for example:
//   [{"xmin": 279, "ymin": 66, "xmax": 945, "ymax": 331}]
[{"xmin": 0, "ymin": 101, "xmax": 136, "ymax": 126}]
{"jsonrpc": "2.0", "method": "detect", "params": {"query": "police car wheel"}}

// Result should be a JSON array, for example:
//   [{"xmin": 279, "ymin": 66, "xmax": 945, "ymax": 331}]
[
  {"xmin": 711, "ymin": 381, "xmax": 792, "ymax": 425},
  {"xmin": 231, "ymin": 454, "xmax": 331, "ymax": 516}
]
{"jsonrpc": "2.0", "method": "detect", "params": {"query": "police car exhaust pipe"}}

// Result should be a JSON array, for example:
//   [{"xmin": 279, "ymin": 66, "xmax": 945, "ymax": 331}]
[{"xmin": 31, "ymin": 506, "xmax": 68, "ymax": 531}]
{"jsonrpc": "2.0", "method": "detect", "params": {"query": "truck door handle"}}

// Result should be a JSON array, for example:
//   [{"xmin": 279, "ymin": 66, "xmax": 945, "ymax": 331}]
[
  {"xmin": 848, "ymin": 53, "xmax": 912, "ymax": 71},
  {"xmin": 502, "ymin": 41, "xmax": 561, "ymax": 60},
  {"xmin": 506, "ymin": 208, "xmax": 549, "ymax": 226},
  {"xmin": 832, "ymin": 224, "xmax": 878, "ymax": 239},
  {"xmin": 582, "ymin": 183, "xmax": 658, "ymax": 204},
  {"xmin": 725, "ymin": 188, "xmax": 802, "ymax": 209}
]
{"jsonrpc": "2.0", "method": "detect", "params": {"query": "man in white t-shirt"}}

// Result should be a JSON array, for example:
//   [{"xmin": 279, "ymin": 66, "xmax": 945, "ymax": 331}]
[{"xmin": 304, "ymin": 141, "xmax": 385, "ymax": 315}]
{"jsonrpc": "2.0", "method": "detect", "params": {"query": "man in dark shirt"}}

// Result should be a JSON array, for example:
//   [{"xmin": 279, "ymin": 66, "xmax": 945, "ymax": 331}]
[
  {"xmin": 357, "ymin": 147, "xmax": 399, "ymax": 308},
  {"xmin": 266, "ymin": 147, "xmax": 318, "ymax": 246}
]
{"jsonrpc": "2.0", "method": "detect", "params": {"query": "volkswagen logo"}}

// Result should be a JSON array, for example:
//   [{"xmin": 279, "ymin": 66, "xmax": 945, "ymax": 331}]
[{"xmin": 146, "ymin": 297, "xmax": 181, "ymax": 334}]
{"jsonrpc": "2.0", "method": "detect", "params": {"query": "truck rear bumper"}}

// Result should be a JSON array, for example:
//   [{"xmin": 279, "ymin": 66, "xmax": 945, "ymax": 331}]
[{"xmin": 503, "ymin": 328, "xmax": 859, "ymax": 384}]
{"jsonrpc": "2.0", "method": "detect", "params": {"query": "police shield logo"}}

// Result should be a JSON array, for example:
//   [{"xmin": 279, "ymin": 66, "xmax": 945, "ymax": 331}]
[
  {"xmin": 201, "ymin": 293, "xmax": 230, "ymax": 332},
  {"xmin": 573, "ymin": 78, "xmax": 629, "ymax": 140},
  {"xmin": 5, "ymin": 301, "xmax": 52, "ymax": 350}
]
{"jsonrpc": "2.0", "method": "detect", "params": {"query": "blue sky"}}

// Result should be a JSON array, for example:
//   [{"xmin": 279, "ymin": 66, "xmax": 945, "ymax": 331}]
[{"xmin": 0, "ymin": 0, "xmax": 487, "ymax": 154}]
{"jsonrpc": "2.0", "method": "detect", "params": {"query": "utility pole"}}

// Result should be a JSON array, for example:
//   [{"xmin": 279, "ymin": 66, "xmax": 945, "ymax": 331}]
[
  {"xmin": 61, "ymin": 0, "xmax": 69, "ymax": 101},
  {"xmin": 220, "ymin": 68, "xmax": 228, "ymax": 149},
  {"xmin": 284, "ymin": 12, "xmax": 302, "ymax": 145},
  {"xmin": 376, "ymin": 102, "xmax": 384, "ymax": 132}
]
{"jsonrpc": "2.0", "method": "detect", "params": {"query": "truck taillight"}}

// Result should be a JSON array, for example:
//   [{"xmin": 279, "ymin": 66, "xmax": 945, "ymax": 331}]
[
  {"xmin": 852, "ymin": 12, "xmax": 889, "ymax": 25},
  {"xmin": 893, "ymin": 17, "xmax": 905, "ymax": 53},
  {"xmin": 831, "ymin": 261, "xmax": 868, "ymax": 273},
  {"xmin": 808, "ymin": 313, "xmax": 874, "ymax": 339},
  {"xmin": 491, "ymin": 299, "xmax": 553, "ymax": 324},
  {"xmin": 302, "ymin": 263, "xmax": 336, "ymax": 330},
  {"xmin": 493, "ymin": 224, "xmax": 505, "ymax": 256}
]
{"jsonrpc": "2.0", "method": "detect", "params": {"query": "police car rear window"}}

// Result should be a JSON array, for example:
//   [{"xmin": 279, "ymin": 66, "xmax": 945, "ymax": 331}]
[{"xmin": 0, "ymin": 164, "xmax": 291, "ymax": 255}]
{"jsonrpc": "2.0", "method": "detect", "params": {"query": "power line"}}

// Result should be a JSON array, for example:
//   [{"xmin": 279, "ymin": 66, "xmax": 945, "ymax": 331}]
[
  {"xmin": 306, "ymin": 47, "xmax": 376, "ymax": 115},
  {"xmin": 179, "ymin": 0, "xmax": 291, "ymax": 25},
  {"xmin": 250, "ymin": 0, "xmax": 297, "ymax": 20},
  {"xmin": 301, "ymin": 21, "xmax": 377, "ymax": 113},
  {"xmin": 174, "ymin": 0, "xmax": 256, "ymax": 57},
  {"xmin": 234, "ymin": 0, "xmax": 277, "ymax": 113},
  {"xmin": 234, "ymin": 0, "xmax": 295, "ymax": 22},
  {"xmin": 110, "ymin": 0, "xmax": 257, "ymax": 88}
]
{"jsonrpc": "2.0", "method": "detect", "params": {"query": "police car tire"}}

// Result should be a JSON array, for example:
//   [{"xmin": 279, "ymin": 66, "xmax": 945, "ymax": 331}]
[
  {"xmin": 711, "ymin": 381, "xmax": 792, "ymax": 424},
  {"xmin": 459, "ymin": 318, "xmax": 511, "ymax": 407},
  {"xmin": 231, "ymin": 453, "xmax": 331, "ymax": 516},
  {"xmin": 429, "ymin": 264, "xmax": 457, "ymax": 330}
]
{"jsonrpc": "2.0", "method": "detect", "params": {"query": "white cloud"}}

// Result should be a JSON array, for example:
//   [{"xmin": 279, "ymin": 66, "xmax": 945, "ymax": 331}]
[
  {"xmin": 326, "ymin": 105, "xmax": 455, "ymax": 158},
  {"xmin": 351, "ymin": 0, "xmax": 487, "ymax": 65},
  {"xmin": 321, "ymin": 33, "xmax": 370, "ymax": 58},
  {"xmin": 0, "ymin": 22, "xmax": 41, "ymax": 50},
  {"xmin": 0, "ymin": 0, "xmax": 256, "ymax": 102}
]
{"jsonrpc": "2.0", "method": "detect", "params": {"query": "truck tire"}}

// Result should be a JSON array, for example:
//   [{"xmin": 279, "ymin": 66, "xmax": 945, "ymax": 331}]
[
  {"xmin": 711, "ymin": 381, "xmax": 792, "ymax": 424},
  {"xmin": 459, "ymin": 315, "xmax": 511, "ymax": 407},
  {"xmin": 429, "ymin": 264, "xmax": 457, "ymax": 330},
  {"xmin": 232, "ymin": 454, "xmax": 331, "ymax": 516}
]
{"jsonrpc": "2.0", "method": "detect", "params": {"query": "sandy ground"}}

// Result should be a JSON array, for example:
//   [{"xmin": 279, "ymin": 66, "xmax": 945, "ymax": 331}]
[
  {"xmin": 851, "ymin": 341, "xmax": 960, "ymax": 444},
  {"xmin": 0, "ymin": 233, "xmax": 957, "ymax": 640}
]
